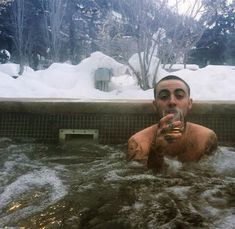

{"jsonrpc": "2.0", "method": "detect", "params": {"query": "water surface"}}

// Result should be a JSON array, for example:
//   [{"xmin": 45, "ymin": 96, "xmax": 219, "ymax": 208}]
[{"xmin": 0, "ymin": 138, "xmax": 234, "ymax": 228}]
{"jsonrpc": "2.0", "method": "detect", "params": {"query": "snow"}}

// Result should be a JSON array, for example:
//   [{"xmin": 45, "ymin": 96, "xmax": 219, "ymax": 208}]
[{"xmin": 0, "ymin": 51, "xmax": 235, "ymax": 101}]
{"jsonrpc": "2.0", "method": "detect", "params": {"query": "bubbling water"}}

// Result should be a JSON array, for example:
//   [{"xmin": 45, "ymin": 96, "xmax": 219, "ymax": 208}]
[{"xmin": 0, "ymin": 138, "xmax": 234, "ymax": 228}]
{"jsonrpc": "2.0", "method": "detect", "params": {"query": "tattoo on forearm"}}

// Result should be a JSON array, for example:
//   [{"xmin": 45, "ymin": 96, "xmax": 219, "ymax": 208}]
[
  {"xmin": 147, "ymin": 133, "xmax": 164, "ymax": 172},
  {"xmin": 127, "ymin": 138, "xmax": 143, "ymax": 161},
  {"xmin": 205, "ymin": 132, "xmax": 218, "ymax": 155}
]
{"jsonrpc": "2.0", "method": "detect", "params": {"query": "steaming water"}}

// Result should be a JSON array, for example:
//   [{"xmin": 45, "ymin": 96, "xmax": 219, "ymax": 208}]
[{"xmin": 0, "ymin": 138, "xmax": 234, "ymax": 228}]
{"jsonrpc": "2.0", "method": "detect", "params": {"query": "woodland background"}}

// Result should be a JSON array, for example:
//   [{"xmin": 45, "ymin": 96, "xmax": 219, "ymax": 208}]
[{"xmin": 0, "ymin": 0, "xmax": 234, "ymax": 89}]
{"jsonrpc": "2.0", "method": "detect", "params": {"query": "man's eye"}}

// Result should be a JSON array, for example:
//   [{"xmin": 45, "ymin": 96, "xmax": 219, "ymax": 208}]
[
  {"xmin": 160, "ymin": 96, "xmax": 168, "ymax": 100},
  {"xmin": 158, "ymin": 93, "xmax": 170, "ymax": 100},
  {"xmin": 175, "ymin": 93, "xmax": 185, "ymax": 99}
]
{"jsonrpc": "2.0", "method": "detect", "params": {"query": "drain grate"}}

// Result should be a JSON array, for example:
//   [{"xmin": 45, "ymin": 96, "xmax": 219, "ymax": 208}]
[{"xmin": 59, "ymin": 129, "xmax": 99, "ymax": 143}]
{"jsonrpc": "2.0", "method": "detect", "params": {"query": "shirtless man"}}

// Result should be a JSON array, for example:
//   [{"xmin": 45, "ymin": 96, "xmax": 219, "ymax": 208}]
[{"xmin": 127, "ymin": 75, "xmax": 218, "ymax": 172}]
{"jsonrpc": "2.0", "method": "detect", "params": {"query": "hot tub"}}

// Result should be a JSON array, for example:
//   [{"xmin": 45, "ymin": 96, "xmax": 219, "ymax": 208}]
[
  {"xmin": 0, "ymin": 99, "xmax": 235, "ymax": 228},
  {"xmin": 0, "ymin": 138, "xmax": 234, "ymax": 228}
]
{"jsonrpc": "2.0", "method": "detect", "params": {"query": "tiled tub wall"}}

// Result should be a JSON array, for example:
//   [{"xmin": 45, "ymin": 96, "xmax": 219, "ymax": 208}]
[{"xmin": 0, "ymin": 100, "xmax": 234, "ymax": 145}]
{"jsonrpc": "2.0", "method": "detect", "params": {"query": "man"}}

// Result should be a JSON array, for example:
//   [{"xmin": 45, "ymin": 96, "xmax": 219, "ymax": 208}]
[{"xmin": 127, "ymin": 75, "xmax": 217, "ymax": 172}]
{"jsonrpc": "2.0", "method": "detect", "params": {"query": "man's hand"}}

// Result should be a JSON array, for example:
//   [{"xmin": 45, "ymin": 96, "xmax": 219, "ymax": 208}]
[{"xmin": 157, "ymin": 114, "xmax": 183, "ymax": 144}]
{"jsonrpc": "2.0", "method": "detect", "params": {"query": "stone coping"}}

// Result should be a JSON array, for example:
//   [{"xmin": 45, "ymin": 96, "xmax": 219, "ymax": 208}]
[{"xmin": 0, "ymin": 98, "xmax": 235, "ymax": 114}]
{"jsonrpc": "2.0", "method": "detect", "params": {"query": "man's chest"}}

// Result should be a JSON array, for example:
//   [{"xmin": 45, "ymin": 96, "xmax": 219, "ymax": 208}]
[{"xmin": 164, "ymin": 137, "xmax": 205, "ymax": 162}]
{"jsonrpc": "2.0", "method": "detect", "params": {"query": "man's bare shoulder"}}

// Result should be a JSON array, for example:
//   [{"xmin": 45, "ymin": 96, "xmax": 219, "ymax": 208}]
[
  {"xmin": 187, "ymin": 122, "xmax": 218, "ymax": 155},
  {"xmin": 187, "ymin": 122, "xmax": 216, "ymax": 135},
  {"xmin": 130, "ymin": 124, "xmax": 158, "ymax": 140},
  {"xmin": 127, "ymin": 124, "xmax": 158, "ymax": 162}
]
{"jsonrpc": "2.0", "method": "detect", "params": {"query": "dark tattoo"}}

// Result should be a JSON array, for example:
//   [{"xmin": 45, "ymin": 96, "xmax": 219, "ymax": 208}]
[
  {"xmin": 127, "ymin": 138, "xmax": 144, "ymax": 161},
  {"xmin": 147, "ymin": 133, "xmax": 164, "ymax": 173},
  {"xmin": 205, "ymin": 132, "xmax": 218, "ymax": 155}
]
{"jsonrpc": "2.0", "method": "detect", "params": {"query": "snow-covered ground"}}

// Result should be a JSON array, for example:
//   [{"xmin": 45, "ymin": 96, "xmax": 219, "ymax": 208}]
[{"xmin": 0, "ymin": 51, "xmax": 235, "ymax": 101}]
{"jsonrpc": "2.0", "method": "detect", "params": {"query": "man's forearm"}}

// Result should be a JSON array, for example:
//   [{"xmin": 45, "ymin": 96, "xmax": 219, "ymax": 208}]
[{"xmin": 147, "ymin": 137, "xmax": 166, "ymax": 172}]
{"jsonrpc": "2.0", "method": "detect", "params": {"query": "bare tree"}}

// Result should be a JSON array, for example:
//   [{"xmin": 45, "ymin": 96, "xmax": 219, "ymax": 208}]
[
  {"xmin": 112, "ymin": 0, "xmax": 210, "ymax": 90},
  {"xmin": 112, "ymin": 0, "xmax": 167, "ymax": 90},
  {"xmin": 96, "ymin": 10, "xmax": 128, "ymax": 58},
  {"xmin": 11, "ymin": 0, "xmax": 26, "ymax": 75},
  {"xmin": 41, "ymin": 0, "xmax": 68, "ymax": 63},
  {"xmin": 165, "ymin": 0, "xmax": 207, "ymax": 69}
]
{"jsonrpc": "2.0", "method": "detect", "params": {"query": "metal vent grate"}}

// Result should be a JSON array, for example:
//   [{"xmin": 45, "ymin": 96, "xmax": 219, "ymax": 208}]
[{"xmin": 59, "ymin": 129, "xmax": 99, "ymax": 143}]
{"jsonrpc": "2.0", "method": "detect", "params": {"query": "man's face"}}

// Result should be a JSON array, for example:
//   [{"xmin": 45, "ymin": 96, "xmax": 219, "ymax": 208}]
[{"xmin": 153, "ymin": 79, "xmax": 192, "ymax": 118}]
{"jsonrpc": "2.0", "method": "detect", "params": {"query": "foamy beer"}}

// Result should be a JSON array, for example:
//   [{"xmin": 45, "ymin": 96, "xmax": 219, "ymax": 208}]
[{"xmin": 163, "ymin": 109, "xmax": 184, "ymax": 135}]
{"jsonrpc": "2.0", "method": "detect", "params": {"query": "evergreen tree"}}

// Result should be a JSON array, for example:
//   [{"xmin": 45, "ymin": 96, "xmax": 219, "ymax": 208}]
[{"xmin": 190, "ymin": 0, "xmax": 235, "ymax": 66}]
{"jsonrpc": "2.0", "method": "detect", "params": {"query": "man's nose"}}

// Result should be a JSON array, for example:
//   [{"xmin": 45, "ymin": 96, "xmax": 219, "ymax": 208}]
[{"xmin": 168, "ymin": 94, "xmax": 177, "ymax": 106}]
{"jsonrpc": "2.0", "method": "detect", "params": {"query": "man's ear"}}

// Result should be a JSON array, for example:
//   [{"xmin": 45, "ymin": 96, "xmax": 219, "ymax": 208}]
[
  {"xmin": 188, "ymin": 98, "xmax": 193, "ymax": 109},
  {"xmin": 152, "ymin": 100, "xmax": 157, "ymax": 112}
]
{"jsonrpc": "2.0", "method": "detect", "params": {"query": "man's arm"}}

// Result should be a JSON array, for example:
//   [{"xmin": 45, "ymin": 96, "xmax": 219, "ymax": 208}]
[
  {"xmin": 127, "ymin": 125, "xmax": 158, "ymax": 163},
  {"xmin": 204, "ymin": 131, "xmax": 218, "ymax": 155},
  {"xmin": 147, "ymin": 136, "xmax": 165, "ymax": 172},
  {"xmin": 127, "ymin": 137, "xmax": 147, "ymax": 162},
  {"xmin": 127, "ymin": 135, "xmax": 165, "ymax": 171}
]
